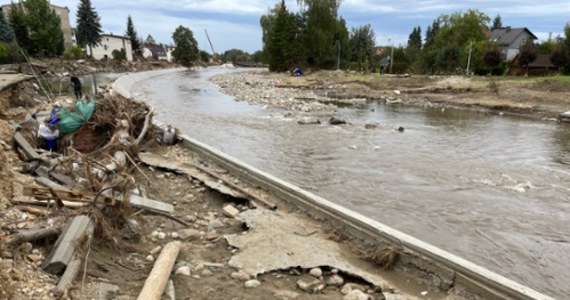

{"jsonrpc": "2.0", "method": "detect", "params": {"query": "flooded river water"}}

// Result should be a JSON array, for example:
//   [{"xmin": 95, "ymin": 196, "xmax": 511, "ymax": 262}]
[{"xmin": 132, "ymin": 68, "xmax": 569, "ymax": 298}]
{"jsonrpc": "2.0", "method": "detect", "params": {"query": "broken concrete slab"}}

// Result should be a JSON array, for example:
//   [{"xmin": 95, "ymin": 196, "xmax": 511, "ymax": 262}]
[
  {"xmin": 138, "ymin": 152, "xmax": 246, "ymax": 199},
  {"xmin": 42, "ymin": 215, "xmax": 95, "ymax": 275},
  {"xmin": 99, "ymin": 282, "xmax": 119, "ymax": 300},
  {"xmin": 225, "ymin": 209, "xmax": 391, "ymax": 290},
  {"xmin": 223, "ymin": 204, "xmax": 240, "ymax": 218},
  {"xmin": 129, "ymin": 194, "xmax": 174, "ymax": 214},
  {"xmin": 13, "ymin": 132, "xmax": 41, "ymax": 161}
]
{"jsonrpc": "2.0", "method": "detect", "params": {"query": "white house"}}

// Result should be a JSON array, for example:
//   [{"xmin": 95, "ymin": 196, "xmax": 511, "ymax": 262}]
[
  {"xmin": 489, "ymin": 27, "xmax": 538, "ymax": 61},
  {"xmin": 142, "ymin": 45, "xmax": 175, "ymax": 62},
  {"xmin": 90, "ymin": 34, "xmax": 133, "ymax": 61}
]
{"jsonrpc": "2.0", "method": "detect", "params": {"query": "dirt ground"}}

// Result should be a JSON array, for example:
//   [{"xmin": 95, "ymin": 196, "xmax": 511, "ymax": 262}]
[
  {"xmin": 274, "ymin": 71, "xmax": 570, "ymax": 119},
  {"xmin": 2, "ymin": 65, "xmax": 567, "ymax": 300}
]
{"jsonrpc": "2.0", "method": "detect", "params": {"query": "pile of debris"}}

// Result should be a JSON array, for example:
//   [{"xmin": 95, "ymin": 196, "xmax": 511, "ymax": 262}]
[{"xmin": 0, "ymin": 89, "xmax": 181, "ymax": 298}]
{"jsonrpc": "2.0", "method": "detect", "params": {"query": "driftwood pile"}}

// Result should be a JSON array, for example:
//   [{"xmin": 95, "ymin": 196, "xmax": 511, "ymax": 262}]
[{"xmin": 3, "ymin": 92, "xmax": 184, "ymax": 298}]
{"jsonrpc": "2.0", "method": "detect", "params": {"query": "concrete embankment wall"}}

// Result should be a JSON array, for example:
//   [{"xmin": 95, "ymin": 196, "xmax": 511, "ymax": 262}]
[
  {"xmin": 111, "ymin": 67, "xmax": 186, "ymax": 98},
  {"xmin": 113, "ymin": 69, "xmax": 554, "ymax": 300}
]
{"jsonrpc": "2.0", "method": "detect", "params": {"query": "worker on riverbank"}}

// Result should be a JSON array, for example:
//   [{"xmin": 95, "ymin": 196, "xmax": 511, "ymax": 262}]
[{"xmin": 70, "ymin": 75, "xmax": 82, "ymax": 99}]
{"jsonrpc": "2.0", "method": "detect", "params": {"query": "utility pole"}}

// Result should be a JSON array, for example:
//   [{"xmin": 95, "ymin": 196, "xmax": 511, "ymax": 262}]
[
  {"xmin": 336, "ymin": 40, "xmax": 340, "ymax": 70},
  {"xmin": 389, "ymin": 37, "xmax": 394, "ymax": 74},
  {"xmin": 466, "ymin": 41, "xmax": 473, "ymax": 76}
]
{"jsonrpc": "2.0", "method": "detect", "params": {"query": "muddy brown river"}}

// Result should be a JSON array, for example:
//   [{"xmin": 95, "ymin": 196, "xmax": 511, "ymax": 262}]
[{"xmin": 132, "ymin": 68, "xmax": 570, "ymax": 299}]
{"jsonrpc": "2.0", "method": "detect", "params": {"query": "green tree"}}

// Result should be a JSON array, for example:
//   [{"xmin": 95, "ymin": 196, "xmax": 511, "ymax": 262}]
[
  {"xmin": 260, "ymin": 4, "xmax": 281, "ymax": 62},
  {"xmin": 171, "ymin": 25, "xmax": 199, "ymax": 66},
  {"xmin": 10, "ymin": 0, "xmax": 64, "ymax": 57},
  {"xmin": 8, "ymin": 4, "xmax": 30, "ymax": 50},
  {"xmin": 425, "ymin": 10, "xmax": 490, "ymax": 73},
  {"xmin": 267, "ymin": 1, "xmax": 301, "ymax": 71},
  {"xmin": 251, "ymin": 50, "xmax": 263, "ymax": 63},
  {"xmin": 424, "ymin": 19, "xmax": 440, "ymax": 48},
  {"xmin": 491, "ymin": 14, "xmax": 502, "ymax": 30},
  {"xmin": 222, "ymin": 48, "xmax": 249, "ymax": 63},
  {"xmin": 518, "ymin": 39, "xmax": 537, "ymax": 76},
  {"xmin": 126, "ymin": 16, "xmax": 142, "ymax": 57},
  {"xmin": 145, "ymin": 34, "xmax": 156, "ymax": 46},
  {"xmin": 297, "ymin": 0, "xmax": 343, "ymax": 68},
  {"xmin": 199, "ymin": 50, "xmax": 210, "ymax": 62},
  {"xmin": 483, "ymin": 47, "xmax": 501, "ymax": 69},
  {"xmin": 537, "ymin": 40, "xmax": 555, "ymax": 54},
  {"xmin": 349, "ymin": 24, "xmax": 375, "ymax": 71},
  {"xmin": 407, "ymin": 26, "xmax": 422, "ymax": 49},
  {"xmin": 335, "ymin": 17, "xmax": 351, "ymax": 69},
  {"xmin": 76, "ymin": 0, "xmax": 103, "ymax": 57},
  {"xmin": 551, "ymin": 42, "xmax": 570, "ymax": 74},
  {"xmin": 0, "ymin": 11, "xmax": 15, "ymax": 42}
]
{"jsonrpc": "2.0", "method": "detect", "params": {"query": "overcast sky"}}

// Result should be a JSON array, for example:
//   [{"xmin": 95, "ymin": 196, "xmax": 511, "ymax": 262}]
[{"xmin": 49, "ymin": 0, "xmax": 570, "ymax": 53}]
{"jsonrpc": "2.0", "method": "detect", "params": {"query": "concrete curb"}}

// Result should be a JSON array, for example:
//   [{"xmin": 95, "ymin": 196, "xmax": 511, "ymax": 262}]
[
  {"xmin": 111, "ymin": 67, "xmax": 186, "ymax": 98},
  {"xmin": 177, "ymin": 134, "xmax": 553, "ymax": 300},
  {"xmin": 113, "ymin": 69, "xmax": 554, "ymax": 300}
]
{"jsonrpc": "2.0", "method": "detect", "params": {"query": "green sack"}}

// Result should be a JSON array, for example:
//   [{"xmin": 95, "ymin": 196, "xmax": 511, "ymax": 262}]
[{"xmin": 57, "ymin": 99, "xmax": 96, "ymax": 134}]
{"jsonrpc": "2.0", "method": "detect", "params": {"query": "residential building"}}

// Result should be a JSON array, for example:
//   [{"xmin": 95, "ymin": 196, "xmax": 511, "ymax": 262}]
[
  {"xmin": 489, "ymin": 27, "xmax": 538, "ymax": 60},
  {"xmin": 509, "ymin": 54, "xmax": 556, "ymax": 76},
  {"xmin": 142, "ymin": 45, "xmax": 175, "ymax": 62},
  {"xmin": 91, "ymin": 34, "xmax": 133, "ymax": 61},
  {"xmin": 0, "ymin": 2, "xmax": 73, "ymax": 51}
]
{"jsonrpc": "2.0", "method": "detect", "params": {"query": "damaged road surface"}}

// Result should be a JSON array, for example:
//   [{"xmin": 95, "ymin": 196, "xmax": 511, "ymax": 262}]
[{"xmin": 226, "ymin": 208, "xmax": 446, "ymax": 299}]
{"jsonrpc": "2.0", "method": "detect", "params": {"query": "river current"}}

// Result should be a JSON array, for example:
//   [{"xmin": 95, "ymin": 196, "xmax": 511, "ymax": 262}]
[{"xmin": 132, "ymin": 67, "xmax": 570, "ymax": 298}]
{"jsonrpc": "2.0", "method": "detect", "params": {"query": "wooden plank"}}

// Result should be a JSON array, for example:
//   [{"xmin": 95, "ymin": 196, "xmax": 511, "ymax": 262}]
[
  {"xmin": 12, "ymin": 196, "xmax": 87, "ymax": 208},
  {"xmin": 7, "ymin": 227, "xmax": 61, "ymax": 246},
  {"xmin": 13, "ymin": 132, "xmax": 41, "ymax": 161},
  {"xmin": 129, "ymin": 194, "xmax": 174, "ymax": 214},
  {"xmin": 137, "ymin": 241, "xmax": 181, "ymax": 300},
  {"xmin": 35, "ymin": 177, "xmax": 69, "ymax": 191},
  {"xmin": 42, "ymin": 215, "xmax": 95, "ymax": 275},
  {"xmin": 139, "ymin": 152, "xmax": 246, "ymax": 199}
]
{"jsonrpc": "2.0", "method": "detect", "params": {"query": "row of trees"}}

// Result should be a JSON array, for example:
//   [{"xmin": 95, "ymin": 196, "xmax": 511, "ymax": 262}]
[
  {"xmin": 261, "ymin": 0, "xmax": 570, "ymax": 75},
  {"xmin": 0, "ymin": 0, "xmax": 204, "ymax": 66},
  {"xmin": 0, "ymin": 0, "xmax": 64, "ymax": 63}
]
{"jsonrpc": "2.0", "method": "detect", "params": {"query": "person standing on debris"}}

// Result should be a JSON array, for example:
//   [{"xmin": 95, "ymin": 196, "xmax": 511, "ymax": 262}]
[
  {"xmin": 37, "ymin": 119, "xmax": 60, "ymax": 151},
  {"xmin": 70, "ymin": 75, "xmax": 82, "ymax": 99}
]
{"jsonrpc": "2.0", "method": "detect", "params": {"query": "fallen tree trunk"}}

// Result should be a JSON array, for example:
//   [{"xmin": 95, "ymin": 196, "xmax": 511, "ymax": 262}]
[
  {"xmin": 7, "ymin": 226, "xmax": 61, "ymax": 246},
  {"xmin": 137, "ymin": 241, "xmax": 181, "ymax": 300}
]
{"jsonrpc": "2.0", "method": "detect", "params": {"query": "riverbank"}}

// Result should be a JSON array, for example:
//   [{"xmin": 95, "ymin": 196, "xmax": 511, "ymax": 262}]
[
  {"xmin": 0, "ymin": 69, "xmax": 451, "ymax": 300},
  {"xmin": 0, "ymin": 67, "xmax": 558, "ymax": 299},
  {"xmin": 211, "ymin": 69, "xmax": 570, "ymax": 122}
]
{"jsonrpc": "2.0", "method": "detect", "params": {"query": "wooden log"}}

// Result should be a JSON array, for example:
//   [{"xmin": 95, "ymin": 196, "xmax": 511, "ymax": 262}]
[
  {"xmin": 13, "ymin": 132, "xmax": 41, "ymax": 161},
  {"xmin": 42, "ymin": 215, "xmax": 95, "ymax": 275},
  {"xmin": 7, "ymin": 226, "xmax": 61, "ymax": 246},
  {"xmin": 137, "ymin": 241, "xmax": 181, "ymax": 300},
  {"xmin": 15, "ymin": 205, "xmax": 49, "ymax": 216},
  {"xmin": 13, "ymin": 196, "xmax": 88, "ymax": 209}
]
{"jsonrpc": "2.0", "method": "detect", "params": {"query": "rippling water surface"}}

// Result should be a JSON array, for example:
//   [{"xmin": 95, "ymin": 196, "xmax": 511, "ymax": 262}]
[{"xmin": 133, "ymin": 68, "xmax": 570, "ymax": 298}]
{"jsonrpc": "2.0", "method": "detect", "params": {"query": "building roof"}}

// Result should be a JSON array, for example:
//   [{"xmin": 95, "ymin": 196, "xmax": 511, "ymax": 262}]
[
  {"xmin": 489, "ymin": 27, "xmax": 538, "ymax": 46},
  {"xmin": 511, "ymin": 54, "xmax": 555, "ymax": 68},
  {"xmin": 102, "ymin": 33, "xmax": 130, "ymax": 40}
]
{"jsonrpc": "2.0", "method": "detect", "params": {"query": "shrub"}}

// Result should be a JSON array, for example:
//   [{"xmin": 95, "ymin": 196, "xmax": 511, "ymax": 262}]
[{"xmin": 112, "ymin": 49, "xmax": 126, "ymax": 61}]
